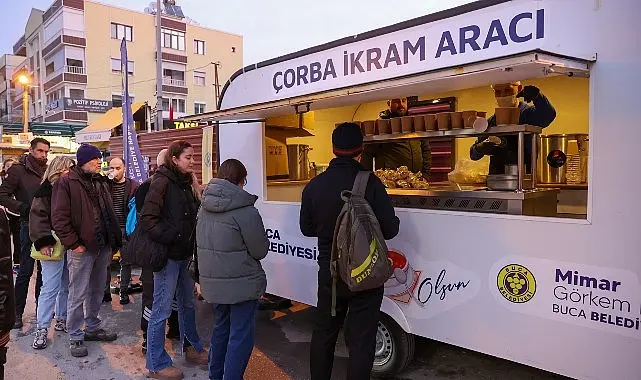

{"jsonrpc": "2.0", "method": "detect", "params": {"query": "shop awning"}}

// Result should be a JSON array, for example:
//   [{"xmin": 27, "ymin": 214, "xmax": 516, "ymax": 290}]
[{"xmin": 75, "ymin": 102, "xmax": 145, "ymax": 143}]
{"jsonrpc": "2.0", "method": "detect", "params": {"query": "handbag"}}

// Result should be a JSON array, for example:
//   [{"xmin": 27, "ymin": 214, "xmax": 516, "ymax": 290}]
[
  {"xmin": 187, "ymin": 220, "xmax": 199, "ymax": 283},
  {"xmin": 122, "ymin": 224, "xmax": 169, "ymax": 272},
  {"xmin": 30, "ymin": 231, "xmax": 64, "ymax": 261}
]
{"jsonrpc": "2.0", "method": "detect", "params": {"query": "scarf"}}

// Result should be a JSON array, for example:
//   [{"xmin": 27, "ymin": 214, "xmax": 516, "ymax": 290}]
[{"xmin": 75, "ymin": 167, "xmax": 119, "ymax": 250}]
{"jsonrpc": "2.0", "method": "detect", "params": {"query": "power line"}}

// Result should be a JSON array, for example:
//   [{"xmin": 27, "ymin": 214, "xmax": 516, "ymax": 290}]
[{"xmin": 82, "ymin": 62, "xmax": 214, "ymax": 91}]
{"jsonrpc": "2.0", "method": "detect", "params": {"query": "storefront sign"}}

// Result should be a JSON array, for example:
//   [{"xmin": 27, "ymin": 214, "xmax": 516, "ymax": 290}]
[
  {"xmin": 45, "ymin": 99, "xmax": 63, "ymax": 113},
  {"xmin": 491, "ymin": 257, "xmax": 641, "ymax": 339},
  {"xmin": 64, "ymin": 98, "xmax": 112, "ymax": 113},
  {"xmin": 164, "ymin": 120, "xmax": 199, "ymax": 129},
  {"xmin": 75, "ymin": 130, "xmax": 112, "ymax": 144}
]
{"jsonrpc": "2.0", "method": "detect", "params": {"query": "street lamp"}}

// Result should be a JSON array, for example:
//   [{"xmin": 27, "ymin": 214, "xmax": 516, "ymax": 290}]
[{"xmin": 15, "ymin": 72, "xmax": 31, "ymax": 133}]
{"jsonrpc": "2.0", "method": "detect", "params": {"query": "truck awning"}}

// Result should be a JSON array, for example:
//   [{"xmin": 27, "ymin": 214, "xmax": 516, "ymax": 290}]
[
  {"xmin": 75, "ymin": 102, "xmax": 146, "ymax": 143},
  {"xmin": 184, "ymin": 51, "xmax": 592, "ymax": 123}
]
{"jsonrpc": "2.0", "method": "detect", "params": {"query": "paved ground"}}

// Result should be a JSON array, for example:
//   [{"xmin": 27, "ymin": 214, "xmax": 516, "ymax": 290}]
[{"xmin": 6, "ymin": 270, "xmax": 574, "ymax": 380}]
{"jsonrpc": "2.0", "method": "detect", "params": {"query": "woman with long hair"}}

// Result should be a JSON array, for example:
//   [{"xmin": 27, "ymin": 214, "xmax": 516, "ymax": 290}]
[
  {"xmin": 197, "ymin": 158, "xmax": 269, "ymax": 380},
  {"xmin": 29, "ymin": 156, "xmax": 75, "ymax": 349},
  {"xmin": 141, "ymin": 141, "xmax": 207, "ymax": 379}
]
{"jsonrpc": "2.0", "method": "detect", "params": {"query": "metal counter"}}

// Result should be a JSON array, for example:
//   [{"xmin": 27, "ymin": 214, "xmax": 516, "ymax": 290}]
[{"xmin": 387, "ymin": 186, "xmax": 559, "ymax": 216}]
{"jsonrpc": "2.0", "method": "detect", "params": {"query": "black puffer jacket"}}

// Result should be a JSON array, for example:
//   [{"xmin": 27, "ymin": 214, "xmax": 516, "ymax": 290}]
[
  {"xmin": 0, "ymin": 154, "xmax": 46, "ymax": 220},
  {"xmin": 140, "ymin": 166, "xmax": 199, "ymax": 261},
  {"xmin": 0, "ymin": 207, "xmax": 15, "ymax": 332}
]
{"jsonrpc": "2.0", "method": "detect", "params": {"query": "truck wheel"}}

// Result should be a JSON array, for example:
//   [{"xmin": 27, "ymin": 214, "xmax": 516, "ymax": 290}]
[{"xmin": 371, "ymin": 314, "xmax": 415, "ymax": 378}]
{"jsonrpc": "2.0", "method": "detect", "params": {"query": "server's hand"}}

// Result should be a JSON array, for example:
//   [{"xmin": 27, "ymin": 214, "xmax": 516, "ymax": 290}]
[{"xmin": 517, "ymin": 85, "xmax": 540, "ymax": 102}]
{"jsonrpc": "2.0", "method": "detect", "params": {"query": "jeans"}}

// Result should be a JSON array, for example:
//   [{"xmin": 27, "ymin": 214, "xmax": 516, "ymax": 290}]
[
  {"xmin": 146, "ymin": 259, "xmax": 203, "ymax": 372},
  {"xmin": 8, "ymin": 214, "xmax": 20, "ymax": 265},
  {"xmin": 36, "ymin": 252, "xmax": 69, "ymax": 329},
  {"xmin": 209, "ymin": 300, "xmax": 258, "ymax": 380},
  {"xmin": 14, "ymin": 222, "xmax": 42, "ymax": 316},
  {"xmin": 66, "ymin": 248, "xmax": 111, "ymax": 341},
  {"xmin": 104, "ymin": 228, "xmax": 131, "ymax": 296},
  {"xmin": 310, "ymin": 267, "xmax": 384, "ymax": 380}
]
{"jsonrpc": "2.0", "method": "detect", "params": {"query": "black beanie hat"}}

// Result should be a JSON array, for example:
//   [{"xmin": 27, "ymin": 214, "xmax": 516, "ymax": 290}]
[
  {"xmin": 76, "ymin": 143, "xmax": 102, "ymax": 167},
  {"xmin": 332, "ymin": 122, "xmax": 363, "ymax": 158}
]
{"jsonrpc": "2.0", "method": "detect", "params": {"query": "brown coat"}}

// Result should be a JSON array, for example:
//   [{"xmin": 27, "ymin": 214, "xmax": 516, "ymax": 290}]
[
  {"xmin": 52, "ymin": 166, "xmax": 122, "ymax": 253},
  {"xmin": 0, "ymin": 154, "xmax": 46, "ymax": 220},
  {"xmin": 29, "ymin": 181, "xmax": 57, "ymax": 251}
]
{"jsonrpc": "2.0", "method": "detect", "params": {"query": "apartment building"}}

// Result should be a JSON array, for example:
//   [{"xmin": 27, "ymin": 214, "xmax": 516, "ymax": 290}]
[
  {"xmin": 0, "ymin": 54, "xmax": 28, "ymax": 123},
  {"xmin": 8, "ymin": 0, "xmax": 242, "ymax": 129}
]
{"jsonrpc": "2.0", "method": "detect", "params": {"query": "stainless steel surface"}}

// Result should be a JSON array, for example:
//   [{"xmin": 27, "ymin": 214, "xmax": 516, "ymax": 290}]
[
  {"xmin": 576, "ymin": 134, "xmax": 589, "ymax": 183},
  {"xmin": 531, "ymin": 134, "xmax": 537, "ymax": 189},
  {"xmin": 363, "ymin": 124, "xmax": 543, "ymax": 142},
  {"xmin": 386, "ymin": 187, "xmax": 559, "ymax": 216},
  {"xmin": 538, "ymin": 134, "xmax": 569, "ymax": 184},
  {"xmin": 518, "ymin": 132, "xmax": 524, "ymax": 191},
  {"xmin": 487, "ymin": 174, "xmax": 533, "ymax": 191},
  {"xmin": 287, "ymin": 144, "xmax": 311, "ymax": 180}
]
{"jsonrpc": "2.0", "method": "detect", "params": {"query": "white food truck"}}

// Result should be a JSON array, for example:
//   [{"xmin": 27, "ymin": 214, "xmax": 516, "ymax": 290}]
[{"xmin": 189, "ymin": 1, "xmax": 641, "ymax": 379}]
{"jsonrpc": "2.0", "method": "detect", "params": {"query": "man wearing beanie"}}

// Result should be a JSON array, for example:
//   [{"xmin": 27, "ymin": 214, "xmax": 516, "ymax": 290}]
[
  {"xmin": 52, "ymin": 143, "xmax": 122, "ymax": 358},
  {"xmin": 300, "ymin": 122, "xmax": 400, "ymax": 380}
]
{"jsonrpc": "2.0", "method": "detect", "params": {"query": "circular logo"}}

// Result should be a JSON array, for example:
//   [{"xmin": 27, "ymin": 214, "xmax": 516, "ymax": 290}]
[
  {"xmin": 497, "ymin": 264, "xmax": 536, "ymax": 303},
  {"xmin": 547, "ymin": 149, "xmax": 567, "ymax": 168}
]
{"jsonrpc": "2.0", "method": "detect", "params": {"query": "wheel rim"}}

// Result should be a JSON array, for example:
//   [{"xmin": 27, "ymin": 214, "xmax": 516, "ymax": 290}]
[{"xmin": 374, "ymin": 321, "xmax": 393, "ymax": 367}]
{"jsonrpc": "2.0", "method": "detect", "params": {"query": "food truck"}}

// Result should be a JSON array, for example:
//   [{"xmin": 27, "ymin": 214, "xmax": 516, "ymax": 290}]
[{"xmin": 187, "ymin": 1, "xmax": 641, "ymax": 379}]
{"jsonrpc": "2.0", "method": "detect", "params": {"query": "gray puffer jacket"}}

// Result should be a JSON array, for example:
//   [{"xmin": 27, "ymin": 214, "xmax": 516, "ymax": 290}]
[{"xmin": 197, "ymin": 178, "xmax": 269, "ymax": 305}]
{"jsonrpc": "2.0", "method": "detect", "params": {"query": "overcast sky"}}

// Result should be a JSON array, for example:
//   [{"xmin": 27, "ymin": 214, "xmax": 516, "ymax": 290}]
[{"xmin": 3, "ymin": 0, "xmax": 474, "ymax": 65}]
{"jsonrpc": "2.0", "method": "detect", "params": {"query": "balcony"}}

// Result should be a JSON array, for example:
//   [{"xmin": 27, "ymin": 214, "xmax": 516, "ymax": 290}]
[
  {"xmin": 44, "ymin": 65, "xmax": 87, "ymax": 91},
  {"xmin": 162, "ymin": 77, "xmax": 185, "ymax": 87},
  {"xmin": 65, "ymin": 65, "xmax": 86, "ymax": 75}
]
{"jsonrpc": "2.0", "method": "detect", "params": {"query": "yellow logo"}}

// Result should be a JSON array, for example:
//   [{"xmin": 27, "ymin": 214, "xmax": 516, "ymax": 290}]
[{"xmin": 497, "ymin": 264, "xmax": 536, "ymax": 303}]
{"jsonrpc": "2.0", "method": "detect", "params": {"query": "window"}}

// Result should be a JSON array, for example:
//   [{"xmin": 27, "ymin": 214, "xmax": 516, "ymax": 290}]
[
  {"xmin": 171, "ymin": 98, "xmax": 186, "ymax": 113},
  {"xmin": 162, "ymin": 28, "xmax": 185, "ymax": 51},
  {"xmin": 193, "ymin": 71, "xmax": 206, "ymax": 86},
  {"xmin": 162, "ymin": 97, "xmax": 170, "ymax": 110},
  {"xmin": 111, "ymin": 23, "xmax": 133, "ymax": 41},
  {"xmin": 194, "ymin": 40, "xmax": 205, "ymax": 55},
  {"xmin": 110, "ymin": 58, "xmax": 134, "ymax": 75},
  {"xmin": 194, "ymin": 102, "xmax": 206, "ymax": 114},
  {"xmin": 112, "ymin": 94, "xmax": 134, "ymax": 108},
  {"xmin": 46, "ymin": 62, "xmax": 55, "ymax": 77},
  {"xmin": 69, "ymin": 89, "xmax": 84, "ymax": 99},
  {"xmin": 66, "ymin": 59, "xmax": 83, "ymax": 67}
]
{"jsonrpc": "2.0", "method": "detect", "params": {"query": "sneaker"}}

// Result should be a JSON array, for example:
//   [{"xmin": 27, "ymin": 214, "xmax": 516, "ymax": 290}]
[
  {"xmin": 102, "ymin": 293, "xmax": 112, "ymax": 303},
  {"xmin": 70, "ymin": 340, "xmax": 88, "ymax": 357},
  {"xmin": 119, "ymin": 291, "xmax": 130, "ymax": 305},
  {"xmin": 32, "ymin": 328, "xmax": 48, "ymax": 349},
  {"xmin": 12, "ymin": 315, "xmax": 22, "ymax": 329},
  {"xmin": 185, "ymin": 347, "xmax": 208, "ymax": 366},
  {"xmin": 54, "ymin": 319, "xmax": 67, "ymax": 332},
  {"xmin": 147, "ymin": 365, "xmax": 183, "ymax": 379},
  {"xmin": 84, "ymin": 328, "xmax": 117, "ymax": 342}
]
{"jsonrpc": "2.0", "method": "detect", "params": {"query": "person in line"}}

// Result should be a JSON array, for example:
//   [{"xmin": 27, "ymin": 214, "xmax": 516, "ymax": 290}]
[
  {"xmin": 104, "ymin": 157, "xmax": 139, "ymax": 305},
  {"xmin": 29, "ymin": 156, "xmax": 75, "ymax": 349},
  {"xmin": 197, "ymin": 159, "xmax": 269, "ymax": 380},
  {"xmin": 470, "ymin": 82, "xmax": 557, "ymax": 174},
  {"xmin": 0, "ymin": 138, "xmax": 50, "ymax": 329},
  {"xmin": 141, "ymin": 141, "xmax": 207, "ymax": 379},
  {"xmin": 362, "ymin": 98, "xmax": 432, "ymax": 180},
  {"xmin": 300, "ymin": 122, "xmax": 400, "ymax": 380},
  {"xmin": 52, "ymin": 144, "xmax": 121, "ymax": 357},
  {"xmin": 0, "ymin": 207, "xmax": 15, "ymax": 379},
  {"xmin": 136, "ymin": 149, "xmax": 192, "ymax": 355},
  {"xmin": 1, "ymin": 158, "xmax": 21, "ymax": 271}
]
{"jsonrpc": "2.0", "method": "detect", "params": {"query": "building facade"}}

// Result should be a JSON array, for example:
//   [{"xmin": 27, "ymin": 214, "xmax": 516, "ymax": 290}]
[{"xmin": 8, "ymin": 0, "xmax": 242, "ymax": 128}]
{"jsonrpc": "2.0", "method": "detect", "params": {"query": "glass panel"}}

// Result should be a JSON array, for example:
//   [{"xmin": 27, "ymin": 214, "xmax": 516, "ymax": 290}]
[
  {"xmin": 125, "ymin": 26, "xmax": 132, "ymax": 41},
  {"xmin": 111, "ymin": 23, "xmax": 117, "ymax": 39}
]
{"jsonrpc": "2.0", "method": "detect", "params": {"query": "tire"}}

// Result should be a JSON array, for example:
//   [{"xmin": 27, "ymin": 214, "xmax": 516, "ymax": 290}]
[{"xmin": 371, "ymin": 313, "xmax": 415, "ymax": 378}]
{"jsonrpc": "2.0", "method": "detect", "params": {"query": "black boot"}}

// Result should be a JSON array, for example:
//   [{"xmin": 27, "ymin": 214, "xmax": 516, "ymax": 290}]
[
  {"xmin": 12, "ymin": 315, "xmax": 22, "ymax": 329},
  {"xmin": 119, "ymin": 291, "xmax": 130, "ymax": 305},
  {"xmin": 102, "ymin": 293, "xmax": 112, "ymax": 303}
]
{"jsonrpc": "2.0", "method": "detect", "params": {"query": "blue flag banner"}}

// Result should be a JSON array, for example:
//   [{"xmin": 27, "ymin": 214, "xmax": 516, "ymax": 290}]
[{"xmin": 121, "ymin": 38, "xmax": 148, "ymax": 183}]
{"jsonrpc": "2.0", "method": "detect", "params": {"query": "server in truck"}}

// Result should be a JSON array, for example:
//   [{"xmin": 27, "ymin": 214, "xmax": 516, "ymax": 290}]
[
  {"xmin": 469, "ymin": 82, "xmax": 557, "ymax": 174},
  {"xmin": 300, "ymin": 122, "xmax": 400, "ymax": 380}
]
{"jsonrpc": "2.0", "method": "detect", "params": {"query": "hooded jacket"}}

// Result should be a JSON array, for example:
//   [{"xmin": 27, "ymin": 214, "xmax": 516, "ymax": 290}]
[{"xmin": 196, "ymin": 178, "xmax": 269, "ymax": 305}]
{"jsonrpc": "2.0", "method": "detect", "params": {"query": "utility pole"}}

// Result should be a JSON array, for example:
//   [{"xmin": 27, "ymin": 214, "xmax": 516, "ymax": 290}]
[
  {"xmin": 213, "ymin": 61, "xmax": 220, "ymax": 109},
  {"xmin": 155, "ymin": 0, "xmax": 163, "ymax": 131}
]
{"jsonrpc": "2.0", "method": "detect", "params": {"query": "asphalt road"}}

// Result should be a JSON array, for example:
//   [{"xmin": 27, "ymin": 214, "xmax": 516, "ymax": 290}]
[{"xmin": 6, "ymin": 270, "xmax": 574, "ymax": 380}]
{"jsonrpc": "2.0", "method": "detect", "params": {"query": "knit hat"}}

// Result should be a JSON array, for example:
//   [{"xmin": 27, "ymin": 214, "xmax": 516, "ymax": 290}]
[
  {"xmin": 332, "ymin": 122, "xmax": 364, "ymax": 158},
  {"xmin": 76, "ymin": 144, "xmax": 102, "ymax": 167}
]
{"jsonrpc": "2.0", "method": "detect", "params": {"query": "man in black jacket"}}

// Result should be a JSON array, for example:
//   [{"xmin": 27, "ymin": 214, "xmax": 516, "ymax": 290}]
[
  {"xmin": 300, "ymin": 122, "xmax": 400, "ymax": 380},
  {"xmin": 0, "ymin": 207, "xmax": 16, "ymax": 378},
  {"xmin": 470, "ymin": 82, "xmax": 557, "ymax": 174},
  {"xmin": 0, "ymin": 137, "xmax": 50, "ymax": 329}
]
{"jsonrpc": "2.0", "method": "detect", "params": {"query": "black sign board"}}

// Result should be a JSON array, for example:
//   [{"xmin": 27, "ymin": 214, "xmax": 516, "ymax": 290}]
[{"xmin": 64, "ymin": 98, "xmax": 112, "ymax": 113}]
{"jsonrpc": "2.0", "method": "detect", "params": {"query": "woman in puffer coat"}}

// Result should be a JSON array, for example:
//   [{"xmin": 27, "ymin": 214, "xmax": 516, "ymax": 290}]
[
  {"xmin": 29, "ymin": 156, "xmax": 75, "ymax": 349},
  {"xmin": 197, "ymin": 158, "xmax": 269, "ymax": 380}
]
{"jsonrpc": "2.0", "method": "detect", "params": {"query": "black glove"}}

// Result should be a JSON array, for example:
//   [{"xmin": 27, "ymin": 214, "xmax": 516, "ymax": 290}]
[
  {"xmin": 474, "ymin": 141, "xmax": 498, "ymax": 156},
  {"xmin": 517, "ymin": 85, "xmax": 540, "ymax": 102}
]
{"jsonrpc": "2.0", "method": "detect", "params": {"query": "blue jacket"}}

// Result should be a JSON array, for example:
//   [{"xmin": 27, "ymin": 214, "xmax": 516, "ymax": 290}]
[{"xmin": 470, "ymin": 93, "xmax": 557, "ymax": 174}]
